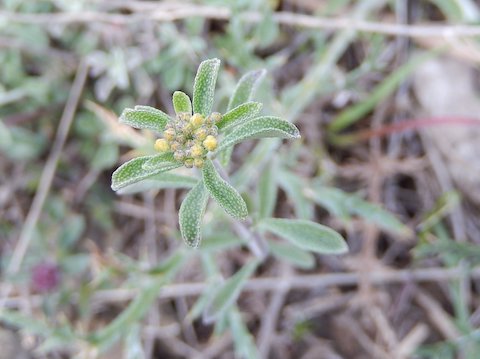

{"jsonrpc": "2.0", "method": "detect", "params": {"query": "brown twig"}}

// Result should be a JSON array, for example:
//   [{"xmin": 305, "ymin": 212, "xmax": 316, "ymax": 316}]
[{"xmin": 2, "ymin": 6, "xmax": 480, "ymax": 39}]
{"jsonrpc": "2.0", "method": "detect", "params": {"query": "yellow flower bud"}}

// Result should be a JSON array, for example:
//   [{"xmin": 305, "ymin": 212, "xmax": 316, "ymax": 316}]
[
  {"xmin": 211, "ymin": 112, "xmax": 222, "ymax": 123},
  {"xmin": 154, "ymin": 139, "xmax": 169, "ymax": 152},
  {"xmin": 190, "ymin": 144, "xmax": 204, "ymax": 158},
  {"xmin": 170, "ymin": 141, "xmax": 181, "ymax": 151},
  {"xmin": 174, "ymin": 150, "xmax": 186, "ymax": 161},
  {"xmin": 179, "ymin": 112, "xmax": 191, "ymax": 122},
  {"xmin": 203, "ymin": 135, "xmax": 217, "ymax": 151},
  {"xmin": 194, "ymin": 127, "xmax": 208, "ymax": 141},
  {"xmin": 184, "ymin": 158, "xmax": 194, "ymax": 168},
  {"xmin": 190, "ymin": 113, "xmax": 204, "ymax": 128},
  {"xmin": 193, "ymin": 158, "xmax": 204, "ymax": 168},
  {"xmin": 163, "ymin": 128, "xmax": 175, "ymax": 141},
  {"xmin": 183, "ymin": 123, "xmax": 194, "ymax": 135}
]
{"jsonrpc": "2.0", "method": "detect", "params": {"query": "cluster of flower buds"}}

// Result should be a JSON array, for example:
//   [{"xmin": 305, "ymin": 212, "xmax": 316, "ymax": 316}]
[{"xmin": 154, "ymin": 112, "xmax": 222, "ymax": 168}]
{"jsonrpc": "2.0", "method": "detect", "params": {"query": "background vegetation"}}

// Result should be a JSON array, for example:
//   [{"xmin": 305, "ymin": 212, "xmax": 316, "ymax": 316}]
[{"xmin": 1, "ymin": 0, "xmax": 480, "ymax": 358}]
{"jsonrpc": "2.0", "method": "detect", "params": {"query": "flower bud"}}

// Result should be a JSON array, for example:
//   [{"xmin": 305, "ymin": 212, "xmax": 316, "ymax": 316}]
[
  {"xmin": 190, "ymin": 144, "xmax": 204, "ymax": 158},
  {"xmin": 193, "ymin": 158, "xmax": 204, "ymax": 168},
  {"xmin": 174, "ymin": 150, "xmax": 186, "ymax": 161},
  {"xmin": 179, "ymin": 112, "xmax": 191, "ymax": 122},
  {"xmin": 190, "ymin": 113, "xmax": 204, "ymax": 128},
  {"xmin": 163, "ymin": 128, "xmax": 175, "ymax": 141},
  {"xmin": 170, "ymin": 141, "xmax": 181, "ymax": 151},
  {"xmin": 154, "ymin": 139, "xmax": 170, "ymax": 152},
  {"xmin": 183, "ymin": 123, "xmax": 194, "ymax": 135},
  {"xmin": 208, "ymin": 125, "xmax": 218, "ymax": 137},
  {"xmin": 203, "ymin": 135, "xmax": 217, "ymax": 151},
  {"xmin": 184, "ymin": 158, "xmax": 194, "ymax": 168},
  {"xmin": 211, "ymin": 112, "xmax": 222, "ymax": 123},
  {"xmin": 194, "ymin": 127, "xmax": 208, "ymax": 141}
]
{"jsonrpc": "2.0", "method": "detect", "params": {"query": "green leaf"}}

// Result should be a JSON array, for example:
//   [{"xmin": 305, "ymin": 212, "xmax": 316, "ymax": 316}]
[
  {"xmin": 229, "ymin": 309, "xmax": 261, "ymax": 359},
  {"xmin": 90, "ymin": 251, "xmax": 185, "ymax": 350},
  {"xmin": 117, "ymin": 173, "xmax": 197, "ymax": 195},
  {"xmin": 258, "ymin": 160, "xmax": 277, "ymax": 220},
  {"xmin": 203, "ymin": 260, "xmax": 259, "ymax": 323},
  {"xmin": 258, "ymin": 218, "xmax": 348, "ymax": 255},
  {"xmin": 179, "ymin": 180, "xmax": 209, "ymax": 248},
  {"xmin": 304, "ymin": 186, "xmax": 351, "ymax": 222},
  {"xmin": 228, "ymin": 69, "xmax": 266, "ymax": 110},
  {"xmin": 217, "ymin": 102, "xmax": 263, "ymax": 130},
  {"xmin": 172, "ymin": 91, "xmax": 192, "ymax": 115},
  {"xmin": 268, "ymin": 240, "xmax": 315, "ymax": 269},
  {"xmin": 112, "ymin": 156, "xmax": 180, "ymax": 191},
  {"xmin": 278, "ymin": 170, "xmax": 313, "ymax": 220},
  {"xmin": 345, "ymin": 195, "xmax": 411, "ymax": 236},
  {"xmin": 202, "ymin": 159, "xmax": 248, "ymax": 220},
  {"xmin": 141, "ymin": 152, "xmax": 177, "ymax": 171},
  {"xmin": 119, "ymin": 106, "xmax": 170, "ymax": 132},
  {"xmin": 216, "ymin": 116, "xmax": 300, "ymax": 153},
  {"xmin": 193, "ymin": 58, "xmax": 220, "ymax": 116}
]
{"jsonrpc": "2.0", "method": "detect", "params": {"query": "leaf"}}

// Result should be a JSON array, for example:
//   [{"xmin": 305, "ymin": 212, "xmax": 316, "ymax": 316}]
[
  {"xmin": 304, "ymin": 186, "xmax": 351, "ymax": 222},
  {"xmin": 111, "ymin": 156, "xmax": 180, "ymax": 191},
  {"xmin": 202, "ymin": 159, "xmax": 248, "ymax": 220},
  {"xmin": 309, "ymin": 185, "xmax": 410, "ymax": 236},
  {"xmin": 203, "ymin": 260, "xmax": 259, "ymax": 323},
  {"xmin": 141, "ymin": 152, "xmax": 177, "ymax": 171},
  {"xmin": 345, "ymin": 195, "xmax": 411, "ymax": 236},
  {"xmin": 217, "ymin": 102, "xmax": 263, "ymax": 130},
  {"xmin": 90, "ymin": 251, "xmax": 185, "ymax": 349},
  {"xmin": 258, "ymin": 218, "xmax": 348, "ymax": 255},
  {"xmin": 179, "ymin": 180, "xmax": 209, "ymax": 248},
  {"xmin": 193, "ymin": 58, "xmax": 220, "ymax": 116},
  {"xmin": 172, "ymin": 91, "xmax": 192, "ymax": 115},
  {"xmin": 228, "ymin": 69, "xmax": 266, "ymax": 110},
  {"xmin": 119, "ymin": 106, "xmax": 170, "ymax": 132},
  {"xmin": 216, "ymin": 116, "xmax": 300, "ymax": 153},
  {"xmin": 258, "ymin": 160, "xmax": 277, "ymax": 220},
  {"xmin": 268, "ymin": 240, "xmax": 315, "ymax": 269},
  {"xmin": 117, "ymin": 173, "xmax": 197, "ymax": 195},
  {"xmin": 229, "ymin": 309, "xmax": 261, "ymax": 359},
  {"xmin": 278, "ymin": 170, "xmax": 313, "ymax": 220}
]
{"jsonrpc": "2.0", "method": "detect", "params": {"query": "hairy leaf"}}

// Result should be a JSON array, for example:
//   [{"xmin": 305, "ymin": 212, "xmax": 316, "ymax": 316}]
[
  {"xmin": 117, "ymin": 173, "xmax": 197, "ymax": 195},
  {"xmin": 202, "ymin": 159, "xmax": 248, "ymax": 220},
  {"xmin": 111, "ymin": 156, "xmax": 180, "ymax": 191},
  {"xmin": 119, "ymin": 106, "xmax": 170, "ymax": 131},
  {"xmin": 141, "ymin": 152, "xmax": 177, "ymax": 171},
  {"xmin": 217, "ymin": 102, "xmax": 263, "ymax": 130},
  {"xmin": 258, "ymin": 160, "xmax": 277, "ymax": 219},
  {"xmin": 258, "ymin": 218, "xmax": 348, "ymax": 254},
  {"xmin": 172, "ymin": 91, "xmax": 192, "ymax": 115},
  {"xmin": 179, "ymin": 180, "xmax": 209, "ymax": 248},
  {"xmin": 229, "ymin": 309, "xmax": 261, "ymax": 359},
  {"xmin": 228, "ymin": 69, "xmax": 266, "ymax": 110},
  {"xmin": 216, "ymin": 116, "xmax": 300, "ymax": 153},
  {"xmin": 193, "ymin": 58, "xmax": 220, "ymax": 116},
  {"xmin": 203, "ymin": 260, "xmax": 259, "ymax": 323},
  {"xmin": 268, "ymin": 240, "xmax": 315, "ymax": 269},
  {"xmin": 278, "ymin": 170, "xmax": 313, "ymax": 220}
]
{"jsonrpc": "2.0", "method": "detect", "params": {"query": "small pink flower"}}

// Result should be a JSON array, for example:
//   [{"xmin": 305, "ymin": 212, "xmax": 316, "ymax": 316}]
[{"xmin": 31, "ymin": 262, "xmax": 60, "ymax": 293}]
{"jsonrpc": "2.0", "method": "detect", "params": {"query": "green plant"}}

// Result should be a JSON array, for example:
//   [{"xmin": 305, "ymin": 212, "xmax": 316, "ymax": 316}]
[{"xmin": 111, "ymin": 58, "xmax": 348, "ymax": 255}]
